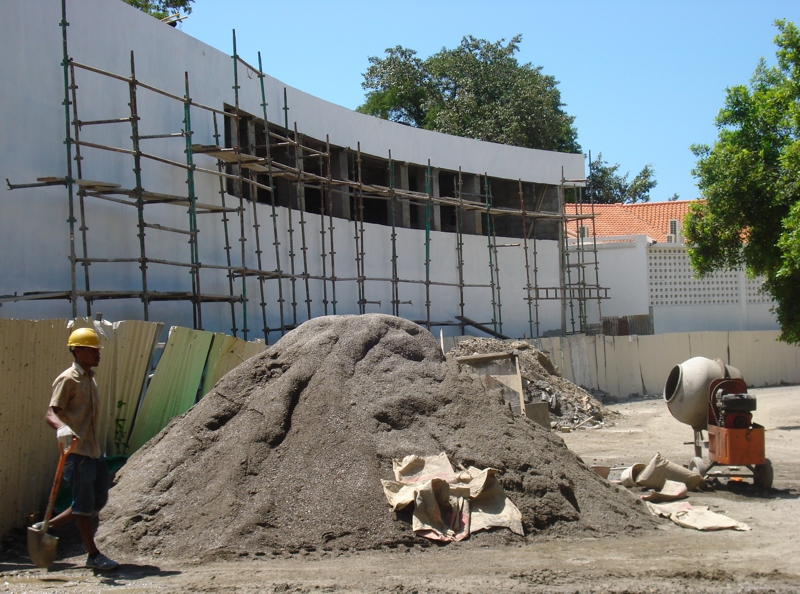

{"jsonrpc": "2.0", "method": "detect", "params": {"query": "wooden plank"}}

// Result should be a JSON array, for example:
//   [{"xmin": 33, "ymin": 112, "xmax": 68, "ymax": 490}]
[
  {"xmin": 515, "ymin": 357, "xmax": 526, "ymax": 414},
  {"xmin": 455, "ymin": 351, "xmax": 511, "ymax": 365}
]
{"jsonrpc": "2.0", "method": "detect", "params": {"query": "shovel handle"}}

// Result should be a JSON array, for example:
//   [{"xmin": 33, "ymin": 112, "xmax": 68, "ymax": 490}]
[{"xmin": 41, "ymin": 438, "xmax": 77, "ymax": 532}]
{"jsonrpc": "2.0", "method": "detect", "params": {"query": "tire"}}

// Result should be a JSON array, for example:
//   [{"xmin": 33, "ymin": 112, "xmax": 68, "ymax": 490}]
[
  {"xmin": 688, "ymin": 456, "xmax": 707, "ymax": 477},
  {"xmin": 753, "ymin": 459, "xmax": 774, "ymax": 489}
]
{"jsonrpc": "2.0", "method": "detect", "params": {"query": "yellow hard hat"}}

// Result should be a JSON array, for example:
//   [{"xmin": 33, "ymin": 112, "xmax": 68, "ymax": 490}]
[{"xmin": 67, "ymin": 328, "xmax": 101, "ymax": 349}]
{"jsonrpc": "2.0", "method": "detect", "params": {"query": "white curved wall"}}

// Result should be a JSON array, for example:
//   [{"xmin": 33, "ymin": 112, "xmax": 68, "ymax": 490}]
[{"xmin": 0, "ymin": 0, "xmax": 582, "ymax": 341}]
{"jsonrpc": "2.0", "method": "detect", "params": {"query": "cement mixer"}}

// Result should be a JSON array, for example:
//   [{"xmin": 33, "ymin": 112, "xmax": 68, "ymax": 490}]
[{"xmin": 663, "ymin": 357, "xmax": 773, "ymax": 489}]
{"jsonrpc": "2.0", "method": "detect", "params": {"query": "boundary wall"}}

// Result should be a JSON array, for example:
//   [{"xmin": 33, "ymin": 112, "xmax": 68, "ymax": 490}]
[{"xmin": 536, "ymin": 331, "xmax": 800, "ymax": 398}]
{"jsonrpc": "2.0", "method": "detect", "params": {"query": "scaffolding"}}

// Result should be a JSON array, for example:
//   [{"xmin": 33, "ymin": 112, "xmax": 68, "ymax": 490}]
[{"xmin": 3, "ymin": 1, "xmax": 607, "ymax": 342}]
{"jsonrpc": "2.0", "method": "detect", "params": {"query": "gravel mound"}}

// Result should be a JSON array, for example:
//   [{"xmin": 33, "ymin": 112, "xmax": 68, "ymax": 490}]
[
  {"xmin": 449, "ymin": 337, "xmax": 608, "ymax": 428},
  {"xmin": 98, "ymin": 315, "xmax": 653, "ymax": 560}
]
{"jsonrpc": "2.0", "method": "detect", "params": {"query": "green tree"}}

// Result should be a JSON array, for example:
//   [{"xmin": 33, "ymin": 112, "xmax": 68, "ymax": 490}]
[
  {"xmin": 685, "ymin": 20, "xmax": 800, "ymax": 343},
  {"xmin": 123, "ymin": 0, "xmax": 193, "ymax": 20},
  {"xmin": 358, "ymin": 35, "xmax": 580, "ymax": 153},
  {"xmin": 586, "ymin": 153, "xmax": 657, "ymax": 204}
]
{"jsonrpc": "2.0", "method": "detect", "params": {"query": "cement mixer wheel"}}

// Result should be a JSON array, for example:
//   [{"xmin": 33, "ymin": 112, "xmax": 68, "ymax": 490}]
[
  {"xmin": 752, "ymin": 459, "xmax": 773, "ymax": 489},
  {"xmin": 688, "ymin": 456, "xmax": 707, "ymax": 477}
]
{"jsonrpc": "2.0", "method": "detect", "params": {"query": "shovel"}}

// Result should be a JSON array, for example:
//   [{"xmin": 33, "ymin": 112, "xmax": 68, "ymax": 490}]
[{"xmin": 28, "ymin": 438, "xmax": 76, "ymax": 569}]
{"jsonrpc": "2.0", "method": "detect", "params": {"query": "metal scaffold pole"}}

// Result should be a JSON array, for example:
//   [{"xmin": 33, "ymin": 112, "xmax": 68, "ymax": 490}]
[
  {"xmin": 183, "ymin": 71, "xmax": 202, "ymax": 329},
  {"xmin": 293, "ymin": 123, "xmax": 312, "ymax": 321},
  {"xmin": 247, "ymin": 50, "xmax": 276, "ymax": 338},
  {"xmin": 257, "ymin": 54, "xmax": 285, "ymax": 336},
  {"xmin": 231, "ymin": 30, "xmax": 248, "ymax": 339},
  {"xmin": 319, "ymin": 139, "xmax": 330, "ymax": 316},
  {"xmin": 557, "ymin": 170, "xmax": 567, "ymax": 335},
  {"xmin": 355, "ymin": 144, "xmax": 366, "ymax": 314},
  {"xmin": 389, "ymin": 151, "xmax": 399, "ymax": 317},
  {"xmin": 128, "ymin": 51, "xmax": 150, "ymax": 321},
  {"xmin": 456, "ymin": 169, "xmax": 466, "ymax": 335},
  {"xmin": 518, "ymin": 179, "xmax": 535, "ymax": 339},
  {"xmin": 588, "ymin": 151, "xmax": 603, "ymax": 324},
  {"xmin": 211, "ymin": 111, "xmax": 238, "ymax": 336},
  {"xmin": 60, "ymin": 0, "xmax": 78, "ymax": 318},
  {"xmin": 483, "ymin": 174, "xmax": 499, "ymax": 335},
  {"xmin": 282, "ymin": 90, "xmax": 299, "ymax": 327},
  {"xmin": 67, "ymin": 62, "xmax": 91, "ymax": 317},
  {"xmin": 325, "ymin": 136, "xmax": 338, "ymax": 315},
  {"xmin": 424, "ymin": 161, "xmax": 432, "ymax": 329}
]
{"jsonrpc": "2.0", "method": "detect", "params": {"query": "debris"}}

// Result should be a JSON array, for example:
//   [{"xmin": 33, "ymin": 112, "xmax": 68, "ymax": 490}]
[
  {"xmin": 635, "ymin": 453, "xmax": 705, "ymax": 491},
  {"xmin": 640, "ymin": 480, "xmax": 688, "ymax": 503},
  {"xmin": 98, "ymin": 315, "xmax": 655, "ymax": 560},
  {"xmin": 448, "ymin": 337, "xmax": 608, "ymax": 429},
  {"xmin": 620, "ymin": 464, "xmax": 647, "ymax": 487},
  {"xmin": 646, "ymin": 503, "xmax": 750, "ymax": 531},
  {"xmin": 381, "ymin": 453, "xmax": 523, "ymax": 542},
  {"xmin": 671, "ymin": 508, "xmax": 750, "ymax": 531}
]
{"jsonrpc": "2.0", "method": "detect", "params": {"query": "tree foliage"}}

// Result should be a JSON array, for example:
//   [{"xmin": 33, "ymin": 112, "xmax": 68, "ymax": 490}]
[
  {"xmin": 685, "ymin": 20, "xmax": 800, "ymax": 343},
  {"xmin": 586, "ymin": 153, "xmax": 657, "ymax": 204},
  {"xmin": 358, "ymin": 35, "xmax": 580, "ymax": 153},
  {"xmin": 123, "ymin": 0, "xmax": 193, "ymax": 20}
]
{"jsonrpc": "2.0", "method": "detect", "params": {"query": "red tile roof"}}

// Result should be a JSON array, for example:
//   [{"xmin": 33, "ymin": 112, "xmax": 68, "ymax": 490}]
[{"xmin": 563, "ymin": 200, "xmax": 699, "ymax": 242}]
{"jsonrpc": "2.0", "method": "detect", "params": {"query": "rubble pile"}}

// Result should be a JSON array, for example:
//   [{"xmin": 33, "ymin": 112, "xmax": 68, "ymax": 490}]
[
  {"xmin": 448, "ymin": 337, "xmax": 607, "ymax": 429},
  {"xmin": 98, "ymin": 315, "xmax": 652, "ymax": 560}
]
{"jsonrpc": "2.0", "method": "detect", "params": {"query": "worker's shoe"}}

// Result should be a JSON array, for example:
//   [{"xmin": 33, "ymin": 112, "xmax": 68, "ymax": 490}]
[{"xmin": 86, "ymin": 552, "xmax": 119, "ymax": 571}]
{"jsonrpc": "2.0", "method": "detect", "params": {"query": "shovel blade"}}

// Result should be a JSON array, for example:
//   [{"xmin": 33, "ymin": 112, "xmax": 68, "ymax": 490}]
[{"xmin": 27, "ymin": 527, "xmax": 58, "ymax": 569}]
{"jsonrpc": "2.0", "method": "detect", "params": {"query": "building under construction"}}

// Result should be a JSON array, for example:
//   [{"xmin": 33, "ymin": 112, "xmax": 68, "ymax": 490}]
[{"xmin": 1, "ymin": 0, "xmax": 605, "ymax": 342}]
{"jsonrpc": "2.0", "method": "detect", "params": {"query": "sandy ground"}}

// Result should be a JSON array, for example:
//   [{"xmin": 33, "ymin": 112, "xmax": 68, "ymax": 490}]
[{"xmin": 2, "ymin": 385, "xmax": 799, "ymax": 593}]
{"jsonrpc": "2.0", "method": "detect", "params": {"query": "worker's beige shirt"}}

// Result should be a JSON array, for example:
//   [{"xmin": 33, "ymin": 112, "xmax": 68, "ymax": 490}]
[{"xmin": 49, "ymin": 362, "xmax": 101, "ymax": 459}]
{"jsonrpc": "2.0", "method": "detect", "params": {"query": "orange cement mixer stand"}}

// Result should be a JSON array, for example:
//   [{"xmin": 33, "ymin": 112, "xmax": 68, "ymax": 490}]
[{"xmin": 706, "ymin": 378, "xmax": 766, "ymax": 467}]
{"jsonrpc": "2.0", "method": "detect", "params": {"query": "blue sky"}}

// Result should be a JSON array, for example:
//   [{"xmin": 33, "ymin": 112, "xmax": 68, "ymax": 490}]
[{"xmin": 181, "ymin": 1, "xmax": 800, "ymax": 203}]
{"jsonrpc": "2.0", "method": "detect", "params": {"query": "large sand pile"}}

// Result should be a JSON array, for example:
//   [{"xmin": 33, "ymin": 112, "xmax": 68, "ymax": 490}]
[{"xmin": 99, "ymin": 315, "xmax": 653, "ymax": 560}]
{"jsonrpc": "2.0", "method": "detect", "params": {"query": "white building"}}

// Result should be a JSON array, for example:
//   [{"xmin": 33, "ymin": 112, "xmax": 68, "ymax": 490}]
[
  {"xmin": 565, "ymin": 202, "xmax": 779, "ymax": 334},
  {"xmin": 1, "ymin": 0, "xmax": 596, "ymax": 343}
]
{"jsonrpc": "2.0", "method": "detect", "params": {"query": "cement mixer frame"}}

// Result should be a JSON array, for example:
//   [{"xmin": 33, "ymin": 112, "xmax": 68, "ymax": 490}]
[
  {"xmin": 688, "ymin": 378, "xmax": 773, "ymax": 489},
  {"xmin": 664, "ymin": 357, "xmax": 773, "ymax": 490}
]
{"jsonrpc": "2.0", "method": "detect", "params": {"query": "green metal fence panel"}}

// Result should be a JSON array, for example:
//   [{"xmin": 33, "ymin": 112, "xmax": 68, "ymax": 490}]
[
  {"xmin": 201, "ymin": 334, "xmax": 265, "ymax": 398},
  {"xmin": 127, "ymin": 326, "xmax": 214, "ymax": 452}
]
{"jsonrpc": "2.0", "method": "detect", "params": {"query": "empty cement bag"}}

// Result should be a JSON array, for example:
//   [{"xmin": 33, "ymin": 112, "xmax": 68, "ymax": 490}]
[
  {"xmin": 620, "ymin": 463, "xmax": 647, "ymax": 487},
  {"xmin": 636, "ymin": 453, "xmax": 705, "ymax": 491}
]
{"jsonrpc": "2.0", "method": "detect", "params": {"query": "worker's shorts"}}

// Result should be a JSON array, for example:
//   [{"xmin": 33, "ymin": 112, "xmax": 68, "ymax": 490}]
[{"xmin": 63, "ymin": 454, "xmax": 109, "ymax": 516}]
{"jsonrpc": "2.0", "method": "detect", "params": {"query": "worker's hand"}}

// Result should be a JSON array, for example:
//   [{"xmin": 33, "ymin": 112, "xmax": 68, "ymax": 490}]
[{"xmin": 56, "ymin": 425, "xmax": 77, "ymax": 449}]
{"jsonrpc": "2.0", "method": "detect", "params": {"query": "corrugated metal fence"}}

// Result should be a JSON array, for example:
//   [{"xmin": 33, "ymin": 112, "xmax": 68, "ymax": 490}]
[{"xmin": 0, "ymin": 318, "xmax": 264, "ymax": 535}]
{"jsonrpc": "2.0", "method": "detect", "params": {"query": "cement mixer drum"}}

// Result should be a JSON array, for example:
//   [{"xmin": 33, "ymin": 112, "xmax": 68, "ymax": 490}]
[{"xmin": 662, "ymin": 357, "xmax": 743, "ymax": 431}]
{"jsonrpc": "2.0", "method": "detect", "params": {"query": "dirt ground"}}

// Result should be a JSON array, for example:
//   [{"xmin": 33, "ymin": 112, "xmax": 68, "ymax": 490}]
[{"xmin": 2, "ymin": 385, "xmax": 799, "ymax": 593}]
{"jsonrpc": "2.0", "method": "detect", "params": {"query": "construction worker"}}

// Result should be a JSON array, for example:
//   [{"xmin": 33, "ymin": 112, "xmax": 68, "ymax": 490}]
[{"xmin": 38, "ymin": 327, "xmax": 119, "ymax": 571}]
